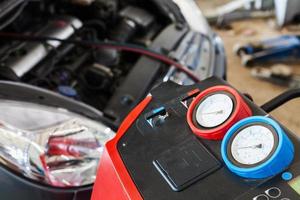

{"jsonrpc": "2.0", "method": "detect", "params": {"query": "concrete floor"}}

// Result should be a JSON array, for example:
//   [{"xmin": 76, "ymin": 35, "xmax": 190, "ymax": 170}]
[{"xmin": 197, "ymin": 0, "xmax": 300, "ymax": 136}]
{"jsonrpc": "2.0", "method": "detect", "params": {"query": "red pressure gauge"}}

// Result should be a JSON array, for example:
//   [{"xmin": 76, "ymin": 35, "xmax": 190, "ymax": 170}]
[{"xmin": 187, "ymin": 85, "xmax": 252, "ymax": 140}]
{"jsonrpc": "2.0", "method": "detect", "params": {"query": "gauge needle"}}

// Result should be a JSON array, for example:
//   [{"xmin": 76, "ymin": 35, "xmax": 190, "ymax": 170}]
[
  {"xmin": 202, "ymin": 110, "xmax": 224, "ymax": 115},
  {"xmin": 238, "ymin": 144, "xmax": 263, "ymax": 149}
]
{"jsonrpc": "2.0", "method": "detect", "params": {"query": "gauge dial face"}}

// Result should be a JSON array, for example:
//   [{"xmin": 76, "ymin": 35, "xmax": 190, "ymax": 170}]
[
  {"xmin": 230, "ymin": 125, "xmax": 277, "ymax": 166},
  {"xmin": 195, "ymin": 93, "xmax": 234, "ymax": 128}
]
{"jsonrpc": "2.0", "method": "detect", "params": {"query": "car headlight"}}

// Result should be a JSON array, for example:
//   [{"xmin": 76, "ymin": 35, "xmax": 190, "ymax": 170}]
[{"xmin": 0, "ymin": 100, "xmax": 114, "ymax": 187}]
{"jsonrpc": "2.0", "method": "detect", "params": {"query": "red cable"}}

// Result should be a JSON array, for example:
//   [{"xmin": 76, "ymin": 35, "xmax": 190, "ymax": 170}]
[
  {"xmin": 97, "ymin": 45, "xmax": 201, "ymax": 82},
  {"xmin": 0, "ymin": 32, "xmax": 201, "ymax": 82}
]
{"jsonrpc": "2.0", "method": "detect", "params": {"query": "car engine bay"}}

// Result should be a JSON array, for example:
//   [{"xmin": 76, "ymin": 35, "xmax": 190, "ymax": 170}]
[{"xmin": 0, "ymin": 0, "xmax": 225, "ymax": 130}]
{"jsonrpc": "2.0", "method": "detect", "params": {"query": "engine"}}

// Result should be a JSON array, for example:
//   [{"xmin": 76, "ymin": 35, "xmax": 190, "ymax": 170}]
[
  {"xmin": 0, "ymin": 1, "xmax": 227, "ymax": 199},
  {"xmin": 0, "ymin": 0, "xmax": 224, "ymax": 130},
  {"xmin": 0, "ymin": 0, "xmax": 171, "ymax": 126}
]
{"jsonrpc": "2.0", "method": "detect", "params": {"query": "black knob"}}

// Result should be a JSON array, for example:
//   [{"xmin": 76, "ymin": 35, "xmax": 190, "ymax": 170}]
[
  {"xmin": 253, "ymin": 194, "xmax": 269, "ymax": 200},
  {"xmin": 265, "ymin": 187, "xmax": 281, "ymax": 198}
]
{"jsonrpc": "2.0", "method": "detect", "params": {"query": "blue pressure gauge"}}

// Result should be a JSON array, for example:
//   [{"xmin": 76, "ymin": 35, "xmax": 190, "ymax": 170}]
[{"xmin": 221, "ymin": 116, "xmax": 294, "ymax": 179}]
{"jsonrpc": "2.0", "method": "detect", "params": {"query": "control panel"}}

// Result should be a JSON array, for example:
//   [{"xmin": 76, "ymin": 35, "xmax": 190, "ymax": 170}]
[{"xmin": 92, "ymin": 77, "xmax": 300, "ymax": 200}]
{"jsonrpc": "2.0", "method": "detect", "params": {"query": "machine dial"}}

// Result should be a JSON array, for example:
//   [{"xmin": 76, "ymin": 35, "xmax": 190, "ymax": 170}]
[
  {"xmin": 230, "ymin": 124, "xmax": 277, "ymax": 167},
  {"xmin": 222, "ymin": 116, "xmax": 294, "ymax": 179},
  {"xmin": 187, "ymin": 85, "xmax": 252, "ymax": 140},
  {"xmin": 195, "ymin": 93, "xmax": 234, "ymax": 128}
]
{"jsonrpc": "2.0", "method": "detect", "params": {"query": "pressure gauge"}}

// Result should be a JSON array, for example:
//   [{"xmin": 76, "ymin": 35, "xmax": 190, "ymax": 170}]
[
  {"xmin": 195, "ymin": 93, "xmax": 234, "ymax": 128},
  {"xmin": 230, "ymin": 124, "xmax": 278, "ymax": 167},
  {"xmin": 187, "ymin": 86, "xmax": 252, "ymax": 140},
  {"xmin": 222, "ymin": 116, "xmax": 294, "ymax": 179}
]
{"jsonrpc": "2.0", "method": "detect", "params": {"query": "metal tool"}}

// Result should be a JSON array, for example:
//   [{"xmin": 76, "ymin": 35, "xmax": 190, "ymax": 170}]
[
  {"xmin": 235, "ymin": 35, "xmax": 300, "ymax": 66},
  {"xmin": 208, "ymin": 10, "xmax": 274, "ymax": 28},
  {"xmin": 206, "ymin": 0, "xmax": 274, "ymax": 28}
]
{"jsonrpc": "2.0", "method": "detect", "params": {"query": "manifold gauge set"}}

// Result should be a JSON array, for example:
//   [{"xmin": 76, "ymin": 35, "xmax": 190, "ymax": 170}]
[{"xmin": 187, "ymin": 85, "xmax": 294, "ymax": 179}]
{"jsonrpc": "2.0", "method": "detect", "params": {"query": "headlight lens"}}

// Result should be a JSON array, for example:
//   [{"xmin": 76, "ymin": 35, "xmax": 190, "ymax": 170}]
[{"xmin": 0, "ymin": 100, "xmax": 114, "ymax": 187}]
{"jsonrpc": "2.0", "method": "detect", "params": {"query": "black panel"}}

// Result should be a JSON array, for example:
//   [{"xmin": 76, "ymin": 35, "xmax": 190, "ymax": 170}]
[{"xmin": 153, "ymin": 137, "xmax": 221, "ymax": 191}]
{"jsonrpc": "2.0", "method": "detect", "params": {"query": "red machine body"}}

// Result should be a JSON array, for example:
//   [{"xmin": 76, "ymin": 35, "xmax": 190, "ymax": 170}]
[{"xmin": 91, "ymin": 96, "xmax": 152, "ymax": 200}]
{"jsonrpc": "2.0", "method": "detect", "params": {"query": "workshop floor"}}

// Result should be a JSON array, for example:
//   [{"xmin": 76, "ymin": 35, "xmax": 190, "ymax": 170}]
[{"xmin": 197, "ymin": 0, "xmax": 300, "ymax": 136}]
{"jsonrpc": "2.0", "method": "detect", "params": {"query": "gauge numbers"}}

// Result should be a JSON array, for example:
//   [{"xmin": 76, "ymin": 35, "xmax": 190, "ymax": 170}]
[
  {"xmin": 196, "ymin": 93, "xmax": 234, "ymax": 128},
  {"xmin": 230, "ymin": 125, "xmax": 277, "ymax": 166}
]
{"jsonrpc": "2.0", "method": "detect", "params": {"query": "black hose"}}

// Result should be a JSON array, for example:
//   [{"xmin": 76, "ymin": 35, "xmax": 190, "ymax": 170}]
[
  {"xmin": 261, "ymin": 88, "xmax": 300, "ymax": 112},
  {"xmin": 0, "ymin": 1, "xmax": 28, "ymax": 30}
]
